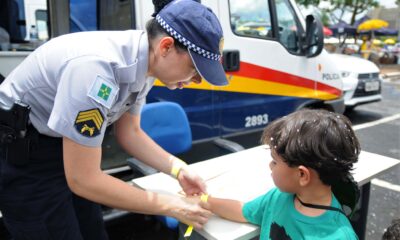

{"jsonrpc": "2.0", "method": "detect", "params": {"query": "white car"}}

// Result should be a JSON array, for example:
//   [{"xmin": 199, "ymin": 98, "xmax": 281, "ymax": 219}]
[{"xmin": 330, "ymin": 53, "xmax": 382, "ymax": 110}]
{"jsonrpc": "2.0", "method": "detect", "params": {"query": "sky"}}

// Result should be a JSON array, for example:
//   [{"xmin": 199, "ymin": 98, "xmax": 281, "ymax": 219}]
[
  {"xmin": 318, "ymin": 0, "xmax": 398, "ymax": 9},
  {"xmin": 378, "ymin": 0, "xmax": 398, "ymax": 8},
  {"xmin": 310, "ymin": 0, "xmax": 398, "ymax": 24}
]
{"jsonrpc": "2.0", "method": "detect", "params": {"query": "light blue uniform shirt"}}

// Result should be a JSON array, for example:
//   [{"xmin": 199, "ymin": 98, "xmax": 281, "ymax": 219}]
[{"xmin": 0, "ymin": 30, "xmax": 155, "ymax": 147}]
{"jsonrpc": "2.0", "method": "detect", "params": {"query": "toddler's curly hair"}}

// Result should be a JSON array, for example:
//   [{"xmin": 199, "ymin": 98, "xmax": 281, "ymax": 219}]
[{"xmin": 261, "ymin": 109, "xmax": 360, "ymax": 186}]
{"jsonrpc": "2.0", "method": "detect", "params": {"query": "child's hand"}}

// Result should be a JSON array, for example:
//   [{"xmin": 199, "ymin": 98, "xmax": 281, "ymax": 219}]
[
  {"xmin": 168, "ymin": 195, "xmax": 212, "ymax": 230},
  {"xmin": 187, "ymin": 194, "xmax": 212, "ymax": 211}
]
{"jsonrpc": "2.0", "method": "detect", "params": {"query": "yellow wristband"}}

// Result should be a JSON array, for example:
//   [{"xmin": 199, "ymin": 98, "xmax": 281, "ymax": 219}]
[
  {"xmin": 200, "ymin": 194, "xmax": 209, "ymax": 203},
  {"xmin": 184, "ymin": 194, "xmax": 209, "ymax": 238},
  {"xmin": 171, "ymin": 165, "xmax": 182, "ymax": 179},
  {"xmin": 184, "ymin": 225, "xmax": 193, "ymax": 238},
  {"xmin": 170, "ymin": 156, "xmax": 186, "ymax": 179}
]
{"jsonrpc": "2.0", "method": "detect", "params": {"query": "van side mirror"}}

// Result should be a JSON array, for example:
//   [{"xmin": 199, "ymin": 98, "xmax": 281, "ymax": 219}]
[{"xmin": 303, "ymin": 14, "xmax": 324, "ymax": 58}]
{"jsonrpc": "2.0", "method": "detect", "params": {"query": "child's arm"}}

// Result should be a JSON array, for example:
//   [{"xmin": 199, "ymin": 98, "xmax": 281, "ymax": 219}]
[{"xmin": 205, "ymin": 196, "xmax": 248, "ymax": 222}]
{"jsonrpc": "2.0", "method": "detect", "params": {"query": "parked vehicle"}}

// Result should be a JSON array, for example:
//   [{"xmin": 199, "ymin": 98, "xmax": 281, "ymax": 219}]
[
  {"xmin": 330, "ymin": 53, "xmax": 382, "ymax": 111},
  {"xmin": 0, "ymin": 0, "xmax": 344, "ymax": 164}
]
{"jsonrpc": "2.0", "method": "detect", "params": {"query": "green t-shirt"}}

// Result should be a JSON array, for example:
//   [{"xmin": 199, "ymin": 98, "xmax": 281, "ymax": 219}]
[{"xmin": 242, "ymin": 188, "xmax": 358, "ymax": 240}]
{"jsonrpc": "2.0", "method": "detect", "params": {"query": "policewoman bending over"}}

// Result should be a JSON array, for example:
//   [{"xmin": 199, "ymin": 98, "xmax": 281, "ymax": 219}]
[{"xmin": 0, "ymin": 0, "xmax": 228, "ymax": 239}]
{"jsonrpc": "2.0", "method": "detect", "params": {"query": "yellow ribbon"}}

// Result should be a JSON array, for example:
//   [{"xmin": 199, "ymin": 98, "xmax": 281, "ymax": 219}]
[
  {"xmin": 184, "ymin": 194, "xmax": 209, "ymax": 239},
  {"xmin": 170, "ymin": 156, "xmax": 186, "ymax": 179}
]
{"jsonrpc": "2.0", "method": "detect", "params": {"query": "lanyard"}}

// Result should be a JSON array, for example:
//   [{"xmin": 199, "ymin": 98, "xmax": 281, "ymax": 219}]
[{"xmin": 296, "ymin": 196, "xmax": 346, "ymax": 216}]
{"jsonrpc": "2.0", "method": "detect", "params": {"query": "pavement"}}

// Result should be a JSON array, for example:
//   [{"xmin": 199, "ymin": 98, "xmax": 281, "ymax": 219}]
[{"xmin": 380, "ymin": 64, "xmax": 400, "ymax": 82}]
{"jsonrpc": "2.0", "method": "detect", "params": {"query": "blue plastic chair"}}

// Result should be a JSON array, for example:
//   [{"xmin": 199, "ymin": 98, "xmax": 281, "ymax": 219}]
[
  {"xmin": 127, "ymin": 101, "xmax": 192, "ymax": 230},
  {"xmin": 140, "ymin": 101, "xmax": 192, "ymax": 154}
]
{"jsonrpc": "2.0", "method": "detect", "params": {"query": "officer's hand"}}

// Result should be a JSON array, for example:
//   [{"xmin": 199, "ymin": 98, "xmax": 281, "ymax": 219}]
[
  {"xmin": 177, "ymin": 165, "xmax": 207, "ymax": 196},
  {"xmin": 169, "ymin": 196, "xmax": 212, "ymax": 229}
]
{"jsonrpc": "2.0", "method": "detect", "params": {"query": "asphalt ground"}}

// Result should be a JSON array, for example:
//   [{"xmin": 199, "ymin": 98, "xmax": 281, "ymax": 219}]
[{"xmin": 347, "ymin": 77, "xmax": 400, "ymax": 240}]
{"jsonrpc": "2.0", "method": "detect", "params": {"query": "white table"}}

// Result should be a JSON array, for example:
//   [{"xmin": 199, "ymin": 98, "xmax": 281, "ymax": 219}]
[{"xmin": 132, "ymin": 146, "xmax": 399, "ymax": 240}]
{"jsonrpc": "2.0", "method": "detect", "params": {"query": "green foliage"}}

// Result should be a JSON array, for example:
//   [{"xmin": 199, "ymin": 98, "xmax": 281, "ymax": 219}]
[
  {"xmin": 321, "ymin": 11, "xmax": 331, "ymax": 26},
  {"xmin": 297, "ymin": 0, "xmax": 380, "ymax": 25},
  {"xmin": 296, "ymin": 0, "xmax": 320, "ymax": 7}
]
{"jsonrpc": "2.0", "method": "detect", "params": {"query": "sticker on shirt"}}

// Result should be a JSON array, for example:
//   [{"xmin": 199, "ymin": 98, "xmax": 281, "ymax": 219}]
[
  {"xmin": 74, "ymin": 108, "xmax": 104, "ymax": 137},
  {"xmin": 88, "ymin": 75, "xmax": 119, "ymax": 109}
]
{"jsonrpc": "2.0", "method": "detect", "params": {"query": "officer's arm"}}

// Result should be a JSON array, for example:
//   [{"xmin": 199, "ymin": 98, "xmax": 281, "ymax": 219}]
[
  {"xmin": 114, "ymin": 112, "xmax": 174, "ymax": 174},
  {"xmin": 63, "ymin": 138, "xmax": 163, "ymax": 212},
  {"xmin": 115, "ymin": 112, "xmax": 207, "ymax": 196},
  {"xmin": 62, "ymin": 138, "xmax": 210, "ymax": 229}
]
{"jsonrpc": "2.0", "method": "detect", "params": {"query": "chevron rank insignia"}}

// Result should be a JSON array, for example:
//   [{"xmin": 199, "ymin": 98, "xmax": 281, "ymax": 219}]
[{"xmin": 74, "ymin": 108, "xmax": 104, "ymax": 137}]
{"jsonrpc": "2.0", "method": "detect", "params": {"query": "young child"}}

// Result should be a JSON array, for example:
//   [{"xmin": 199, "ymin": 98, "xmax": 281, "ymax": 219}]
[
  {"xmin": 205, "ymin": 109, "xmax": 361, "ymax": 240},
  {"xmin": 382, "ymin": 219, "xmax": 400, "ymax": 240}
]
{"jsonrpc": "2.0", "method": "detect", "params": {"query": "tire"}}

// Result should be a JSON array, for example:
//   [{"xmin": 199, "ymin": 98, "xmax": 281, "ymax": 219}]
[
  {"xmin": 345, "ymin": 105, "xmax": 356, "ymax": 112},
  {"xmin": 0, "ymin": 74, "xmax": 5, "ymax": 84}
]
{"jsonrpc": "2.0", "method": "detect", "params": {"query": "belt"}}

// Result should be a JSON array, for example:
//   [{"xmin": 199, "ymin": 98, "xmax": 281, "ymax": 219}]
[
  {"xmin": 0, "ymin": 123, "xmax": 62, "ymax": 166},
  {"xmin": 27, "ymin": 124, "xmax": 62, "ymax": 150}
]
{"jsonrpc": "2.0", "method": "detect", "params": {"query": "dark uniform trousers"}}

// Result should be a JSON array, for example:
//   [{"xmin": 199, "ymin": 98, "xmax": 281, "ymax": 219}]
[{"xmin": 0, "ymin": 126, "xmax": 108, "ymax": 240}]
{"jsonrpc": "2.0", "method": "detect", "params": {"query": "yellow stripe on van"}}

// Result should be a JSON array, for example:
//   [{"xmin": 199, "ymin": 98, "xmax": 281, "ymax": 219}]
[{"xmin": 153, "ymin": 75, "xmax": 338, "ymax": 101}]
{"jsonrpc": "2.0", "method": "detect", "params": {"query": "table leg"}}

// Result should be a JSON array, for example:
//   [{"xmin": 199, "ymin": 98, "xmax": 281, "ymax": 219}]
[{"xmin": 351, "ymin": 182, "xmax": 371, "ymax": 240}]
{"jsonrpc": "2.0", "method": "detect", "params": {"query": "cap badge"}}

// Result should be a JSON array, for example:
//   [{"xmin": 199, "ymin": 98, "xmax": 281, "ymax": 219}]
[{"xmin": 219, "ymin": 37, "xmax": 224, "ymax": 56}]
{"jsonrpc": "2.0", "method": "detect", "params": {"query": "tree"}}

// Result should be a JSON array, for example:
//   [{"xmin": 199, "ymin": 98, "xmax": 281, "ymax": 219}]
[
  {"xmin": 297, "ymin": 0, "xmax": 379, "ymax": 25},
  {"xmin": 321, "ymin": 10, "xmax": 332, "ymax": 26}
]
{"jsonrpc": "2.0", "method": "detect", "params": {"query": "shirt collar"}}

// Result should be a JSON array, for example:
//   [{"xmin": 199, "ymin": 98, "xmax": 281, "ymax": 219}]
[
  {"xmin": 114, "ymin": 31, "xmax": 149, "ymax": 89},
  {"xmin": 131, "ymin": 32, "xmax": 149, "ymax": 92}
]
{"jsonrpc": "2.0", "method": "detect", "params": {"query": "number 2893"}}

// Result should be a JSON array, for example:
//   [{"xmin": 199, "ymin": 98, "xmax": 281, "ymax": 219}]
[{"xmin": 245, "ymin": 114, "xmax": 269, "ymax": 127}]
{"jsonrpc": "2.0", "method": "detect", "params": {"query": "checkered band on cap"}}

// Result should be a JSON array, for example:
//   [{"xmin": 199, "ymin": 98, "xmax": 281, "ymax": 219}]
[{"xmin": 156, "ymin": 15, "xmax": 222, "ymax": 61}]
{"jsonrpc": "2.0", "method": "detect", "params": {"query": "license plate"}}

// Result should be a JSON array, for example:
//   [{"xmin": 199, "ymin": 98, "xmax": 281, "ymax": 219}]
[{"xmin": 365, "ymin": 81, "xmax": 379, "ymax": 92}]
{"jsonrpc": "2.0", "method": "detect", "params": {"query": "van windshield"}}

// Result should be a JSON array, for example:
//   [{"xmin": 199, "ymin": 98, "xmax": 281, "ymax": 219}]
[
  {"xmin": 275, "ymin": 0, "xmax": 302, "ymax": 54},
  {"xmin": 229, "ymin": 0, "xmax": 272, "ymax": 39}
]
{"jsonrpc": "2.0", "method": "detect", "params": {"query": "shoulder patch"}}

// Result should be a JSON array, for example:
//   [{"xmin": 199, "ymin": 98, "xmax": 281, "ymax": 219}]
[
  {"xmin": 74, "ymin": 108, "xmax": 104, "ymax": 137},
  {"xmin": 88, "ymin": 75, "xmax": 119, "ymax": 109}
]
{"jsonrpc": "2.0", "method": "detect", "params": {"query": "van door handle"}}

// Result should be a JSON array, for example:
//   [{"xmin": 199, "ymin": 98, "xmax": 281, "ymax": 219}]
[{"xmin": 222, "ymin": 50, "xmax": 240, "ymax": 72}]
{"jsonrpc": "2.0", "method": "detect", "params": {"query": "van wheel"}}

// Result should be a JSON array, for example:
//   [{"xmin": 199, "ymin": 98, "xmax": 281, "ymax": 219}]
[
  {"xmin": 0, "ymin": 74, "xmax": 5, "ymax": 84},
  {"xmin": 345, "ymin": 106, "xmax": 356, "ymax": 113},
  {"xmin": 304, "ymin": 103, "xmax": 329, "ymax": 112}
]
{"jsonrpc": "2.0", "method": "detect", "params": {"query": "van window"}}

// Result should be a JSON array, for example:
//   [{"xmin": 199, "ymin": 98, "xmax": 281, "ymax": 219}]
[
  {"xmin": 229, "ymin": 0, "xmax": 272, "ymax": 39},
  {"xmin": 0, "ymin": 0, "xmax": 49, "ymax": 50},
  {"xmin": 275, "ymin": 0, "xmax": 302, "ymax": 54},
  {"xmin": 98, "ymin": 0, "xmax": 133, "ymax": 30},
  {"xmin": 35, "ymin": 9, "xmax": 48, "ymax": 40},
  {"xmin": 70, "ymin": 0, "xmax": 97, "ymax": 32}
]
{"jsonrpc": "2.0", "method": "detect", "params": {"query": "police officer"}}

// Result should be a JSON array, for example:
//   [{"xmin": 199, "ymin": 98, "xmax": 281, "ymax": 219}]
[{"xmin": 0, "ymin": 0, "xmax": 228, "ymax": 239}]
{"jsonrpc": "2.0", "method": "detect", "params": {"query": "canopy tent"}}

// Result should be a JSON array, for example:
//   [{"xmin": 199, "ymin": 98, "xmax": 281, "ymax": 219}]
[
  {"xmin": 353, "ymin": 16, "xmax": 399, "ymax": 36},
  {"xmin": 374, "ymin": 27, "xmax": 399, "ymax": 36},
  {"xmin": 329, "ymin": 20, "xmax": 357, "ymax": 36},
  {"xmin": 384, "ymin": 38, "xmax": 396, "ymax": 45},
  {"xmin": 358, "ymin": 26, "xmax": 398, "ymax": 36},
  {"xmin": 372, "ymin": 39, "xmax": 382, "ymax": 45},
  {"xmin": 353, "ymin": 15, "xmax": 370, "ymax": 29},
  {"xmin": 357, "ymin": 19, "xmax": 389, "ymax": 31},
  {"xmin": 323, "ymin": 26, "xmax": 333, "ymax": 36}
]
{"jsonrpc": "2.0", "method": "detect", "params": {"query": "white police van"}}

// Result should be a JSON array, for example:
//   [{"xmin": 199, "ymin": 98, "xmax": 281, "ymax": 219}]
[{"xmin": 0, "ymin": 0, "xmax": 344, "ymax": 140}]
